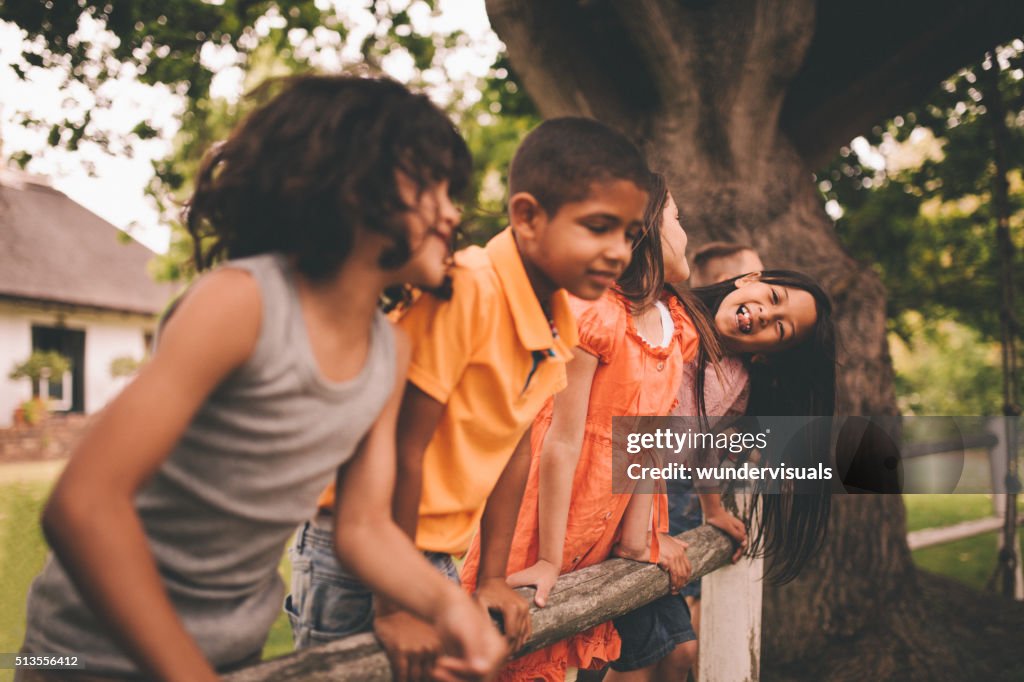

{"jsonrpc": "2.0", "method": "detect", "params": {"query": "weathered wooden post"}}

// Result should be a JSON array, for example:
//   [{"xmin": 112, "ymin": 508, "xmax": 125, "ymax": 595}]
[{"xmin": 699, "ymin": 495, "xmax": 763, "ymax": 682}]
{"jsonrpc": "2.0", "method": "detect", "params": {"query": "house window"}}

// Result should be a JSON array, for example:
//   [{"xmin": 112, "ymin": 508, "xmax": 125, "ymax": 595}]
[
  {"xmin": 39, "ymin": 366, "xmax": 73, "ymax": 411},
  {"xmin": 31, "ymin": 325, "xmax": 86, "ymax": 413}
]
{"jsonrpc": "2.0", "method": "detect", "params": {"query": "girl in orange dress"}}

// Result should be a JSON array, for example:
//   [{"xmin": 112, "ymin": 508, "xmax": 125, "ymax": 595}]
[{"xmin": 460, "ymin": 173, "xmax": 721, "ymax": 681}]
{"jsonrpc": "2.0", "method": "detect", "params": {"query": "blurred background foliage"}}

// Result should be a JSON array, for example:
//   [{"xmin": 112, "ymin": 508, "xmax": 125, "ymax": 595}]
[
  {"xmin": 817, "ymin": 43, "xmax": 1024, "ymax": 416},
  {"xmin": 0, "ymin": 0, "xmax": 540, "ymax": 281}
]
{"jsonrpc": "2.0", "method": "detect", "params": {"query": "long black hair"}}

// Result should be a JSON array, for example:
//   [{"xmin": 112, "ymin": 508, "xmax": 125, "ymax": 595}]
[
  {"xmin": 615, "ymin": 172, "xmax": 666, "ymax": 312},
  {"xmin": 622, "ymin": 174, "xmax": 723, "ymax": 420},
  {"xmin": 186, "ymin": 74, "xmax": 471, "ymax": 281},
  {"xmin": 692, "ymin": 270, "xmax": 837, "ymax": 583}
]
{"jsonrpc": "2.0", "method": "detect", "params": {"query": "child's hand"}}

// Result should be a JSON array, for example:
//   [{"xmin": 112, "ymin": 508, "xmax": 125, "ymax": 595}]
[
  {"xmin": 506, "ymin": 559, "xmax": 560, "ymax": 608},
  {"xmin": 656, "ymin": 534, "xmax": 692, "ymax": 594},
  {"xmin": 473, "ymin": 577, "xmax": 532, "ymax": 653},
  {"xmin": 431, "ymin": 597, "xmax": 509, "ymax": 682},
  {"xmin": 706, "ymin": 508, "xmax": 747, "ymax": 562},
  {"xmin": 374, "ymin": 610, "xmax": 443, "ymax": 682}
]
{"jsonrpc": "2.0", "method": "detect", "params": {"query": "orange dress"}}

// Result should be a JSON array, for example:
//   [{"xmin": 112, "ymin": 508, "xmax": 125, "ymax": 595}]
[{"xmin": 461, "ymin": 290, "xmax": 699, "ymax": 681}]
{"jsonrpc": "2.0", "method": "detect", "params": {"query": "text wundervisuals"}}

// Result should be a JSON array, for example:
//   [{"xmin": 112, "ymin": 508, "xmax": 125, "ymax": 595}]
[
  {"xmin": 625, "ymin": 427, "xmax": 768, "ymax": 455},
  {"xmin": 625, "ymin": 462, "xmax": 834, "ymax": 481}
]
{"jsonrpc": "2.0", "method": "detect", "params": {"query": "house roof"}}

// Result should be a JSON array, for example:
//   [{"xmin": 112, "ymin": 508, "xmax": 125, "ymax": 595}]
[{"xmin": 0, "ymin": 171, "xmax": 177, "ymax": 316}]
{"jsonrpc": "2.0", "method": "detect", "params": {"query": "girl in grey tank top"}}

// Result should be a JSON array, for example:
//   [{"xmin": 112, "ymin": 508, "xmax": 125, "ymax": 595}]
[{"xmin": 18, "ymin": 75, "xmax": 505, "ymax": 682}]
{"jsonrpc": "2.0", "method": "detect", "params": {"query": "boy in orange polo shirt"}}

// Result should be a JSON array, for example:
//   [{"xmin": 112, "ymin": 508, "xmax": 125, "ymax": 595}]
[{"xmin": 288, "ymin": 118, "xmax": 652, "ymax": 679}]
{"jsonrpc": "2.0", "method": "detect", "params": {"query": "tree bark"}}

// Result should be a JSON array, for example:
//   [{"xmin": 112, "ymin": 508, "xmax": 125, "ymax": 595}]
[{"xmin": 485, "ymin": 0, "xmax": 1024, "ymax": 677}]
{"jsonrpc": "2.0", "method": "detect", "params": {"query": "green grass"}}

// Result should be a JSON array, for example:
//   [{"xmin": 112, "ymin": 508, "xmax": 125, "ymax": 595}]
[
  {"xmin": 906, "ymin": 493, "xmax": 1024, "ymax": 591},
  {"xmin": 903, "ymin": 493, "xmax": 1001, "ymax": 532},
  {"xmin": 0, "ymin": 473, "xmax": 294, "ymax": 682},
  {"xmin": 913, "ymin": 532, "xmax": 1024, "ymax": 590},
  {"xmin": 263, "ymin": 561, "xmax": 294, "ymax": 659},
  {"xmin": 0, "ymin": 480, "xmax": 51, "ymax": 682}
]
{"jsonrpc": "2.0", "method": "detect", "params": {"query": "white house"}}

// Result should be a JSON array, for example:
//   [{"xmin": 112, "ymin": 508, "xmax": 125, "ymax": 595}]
[{"xmin": 0, "ymin": 169, "xmax": 178, "ymax": 427}]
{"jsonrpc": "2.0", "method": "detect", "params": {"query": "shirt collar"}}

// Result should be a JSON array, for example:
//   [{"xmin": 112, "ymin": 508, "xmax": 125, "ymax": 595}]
[{"xmin": 485, "ymin": 228, "xmax": 579, "ymax": 359}]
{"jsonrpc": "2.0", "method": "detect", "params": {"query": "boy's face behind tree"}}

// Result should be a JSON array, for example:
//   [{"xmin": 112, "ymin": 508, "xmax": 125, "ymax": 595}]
[
  {"xmin": 694, "ymin": 250, "xmax": 765, "ymax": 288},
  {"xmin": 512, "ymin": 179, "xmax": 648, "ymax": 301}
]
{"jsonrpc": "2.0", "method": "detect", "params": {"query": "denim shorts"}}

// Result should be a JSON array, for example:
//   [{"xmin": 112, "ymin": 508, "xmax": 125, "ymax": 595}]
[
  {"xmin": 667, "ymin": 477, "xmax": 703, "ymax": 599},
  {"xmin": 611, "ymin": 593, "xmax": 696, "ymax": 671},
  {"xmin": 284, "ymin": 519, "xmax": 459, "ymax": 649}
]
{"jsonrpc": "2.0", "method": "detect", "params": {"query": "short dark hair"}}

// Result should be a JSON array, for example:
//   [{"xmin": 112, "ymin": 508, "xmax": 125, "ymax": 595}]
[
  {"xmin": 507, "ymin": 117, "xmax": 651, "ymax": 217},
  {"xmin": 692, "ymin": 241, "xmax": 757, "ymax": 268},
  {"xmin": 187, "ymin": 74, "xmax": 471, "ymax": 281}
]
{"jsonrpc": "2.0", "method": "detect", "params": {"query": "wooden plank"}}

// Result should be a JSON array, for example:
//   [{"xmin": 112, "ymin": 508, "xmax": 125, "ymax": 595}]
[
  {"xmin": 226, "ymin": 525, "xmax": 739, "ymax": 681},
  {"xmin": 901, "ymin": 432, "xmax": 997, "ymax": 459},
  {"xmin": 906, "ymin": 516, "xmax": 1005, "ymax": 550}
]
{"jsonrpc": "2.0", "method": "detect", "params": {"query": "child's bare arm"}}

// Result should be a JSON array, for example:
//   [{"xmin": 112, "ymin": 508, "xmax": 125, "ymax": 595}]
[
  {"xmin": 613, "ymin": 489, "xmax": 693, "ymax": 592},
  {"xmin": 41, "ymin": 268, "xmax": 261, "ymax": 682},
  {"xmin": 334, "ymin": 328, "xmax": 506, "ymax": 681},
  {"xmin": 614, "ymin": 488, "xmax": 654, "ymax": 561},
  {"xmin": 390, "ymin": 280, "xmax": 475, "ymax": 555},
  {"xmin": 475, "ymin": 427, "xmax": 534, "ymax": 652},
  {"xmin": 391, "ymin": 383, "xmax": 444, "ymax": 547},
  {"xmin": 371, "ymin": 380, "xmax": 443, "ymax": 678},
  {"xmin": 507, "ymin": 348, "xmax": 598, "ymax": 607},
  {"xmin": 698, "ymin": 493, "xmax": 747, "ymax": 562}
]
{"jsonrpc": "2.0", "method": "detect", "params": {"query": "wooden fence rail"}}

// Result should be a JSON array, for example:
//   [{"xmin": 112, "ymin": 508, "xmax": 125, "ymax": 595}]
[
  {"xmin": 226, "ymin": 525, "xmax": 738, "ymax": 682},
  {"xmin": 901, "ymin": 418, "xmax": 1023, "ymax": 599},
  {"xmin": 901, "ymin": 432, "xmax": 998, "ymax": 459},
  {"xmin": 228, "ymin": 420, "xmax": 1022, "ymax": 680}
]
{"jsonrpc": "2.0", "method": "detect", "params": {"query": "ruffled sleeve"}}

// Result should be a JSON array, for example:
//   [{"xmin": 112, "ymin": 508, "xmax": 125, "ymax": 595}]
[
  {"xmin": 569, "ymin": 291, "xmax": 625, "ymax": 364},
  {"xmin": 665, "ymin": 294, "xmax": 699, "ymax": 363},
  {"xmin": 397, "ymin": 265, "xmax": 487, "ymax": 403},
  {"xmin": 706, "ymin": 356, "xmax": 750, "ymax": 419},
  {"xmin": 673, "ymin": 356, "xmax": 750, "ymax": 424}
]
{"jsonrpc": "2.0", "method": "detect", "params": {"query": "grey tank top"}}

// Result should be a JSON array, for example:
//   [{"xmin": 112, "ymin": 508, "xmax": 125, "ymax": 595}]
[{"xmin": 22, "ymin": 254, "xmax": 395, "ymax": 674}]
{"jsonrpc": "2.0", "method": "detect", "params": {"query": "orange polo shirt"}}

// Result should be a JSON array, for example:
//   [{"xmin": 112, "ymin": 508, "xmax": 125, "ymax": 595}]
[{"xmin": 318, "ymin": 228, "xmax": 578, "ymax": 556}]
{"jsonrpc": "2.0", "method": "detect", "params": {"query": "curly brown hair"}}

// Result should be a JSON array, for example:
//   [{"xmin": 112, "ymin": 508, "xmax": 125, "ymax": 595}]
[{"xmin": 186, "ymin": 74, "xmax": 471, "ymax": 281}]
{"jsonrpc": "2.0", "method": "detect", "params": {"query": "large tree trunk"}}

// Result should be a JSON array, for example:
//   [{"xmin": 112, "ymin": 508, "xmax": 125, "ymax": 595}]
[{"xmin": 486, "ymin": 1, "xmax": 1024, "ymax": 678}]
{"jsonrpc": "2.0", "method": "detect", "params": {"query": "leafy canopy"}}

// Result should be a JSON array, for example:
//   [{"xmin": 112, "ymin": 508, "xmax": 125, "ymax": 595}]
[
  {"xmin": 817, "ymin": 42, "xmax": 1024, "ymax": 413},
  {"xmin": 818, "ymin": 43, "xmax": 1024, "ymax": 343},
  {"xmin": 1, "ymin": 1, "xmax": 540, "ymax": 279}
]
